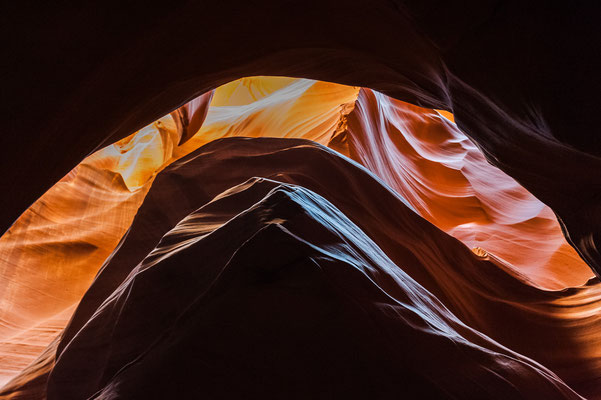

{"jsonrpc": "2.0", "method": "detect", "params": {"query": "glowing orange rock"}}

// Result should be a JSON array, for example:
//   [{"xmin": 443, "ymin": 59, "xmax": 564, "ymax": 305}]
[
  {"xmin": 344, "ymin": 88, "xmax": 592, "ymax": 289},
  {"xmin": 0, "ymin": 77, "xmax": 595, "ymax": 395}
]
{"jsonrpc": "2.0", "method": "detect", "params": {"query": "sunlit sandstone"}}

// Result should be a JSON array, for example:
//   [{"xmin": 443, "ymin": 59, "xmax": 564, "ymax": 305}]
[{"xmin": 0, "ymin": 77, "xmax": 597, "ymax": 397}]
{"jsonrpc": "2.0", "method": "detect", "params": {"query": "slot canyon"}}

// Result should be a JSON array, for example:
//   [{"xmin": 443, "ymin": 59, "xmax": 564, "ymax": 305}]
[{"xmin": 2, "ymin": 2, "xmax": 601, "ymax": 399}]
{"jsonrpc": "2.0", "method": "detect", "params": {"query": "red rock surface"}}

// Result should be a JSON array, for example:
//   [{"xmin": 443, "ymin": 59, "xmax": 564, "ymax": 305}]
[
  {"xmin": 45, "ymin": 138, "xmax": 585, "ymax": 399},
  {"xmin": 4, "ymin": 1, "xmax": 601, "ymax": 274},
  {"xmin": 1, "ymin": 66, "xmax": 600, "ymax": 399}
]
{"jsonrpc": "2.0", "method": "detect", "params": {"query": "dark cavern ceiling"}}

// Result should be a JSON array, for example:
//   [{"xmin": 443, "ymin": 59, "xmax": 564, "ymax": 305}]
[{"xmin": 2, "ymin": 2, "xmax": 600, "ymax": 399}]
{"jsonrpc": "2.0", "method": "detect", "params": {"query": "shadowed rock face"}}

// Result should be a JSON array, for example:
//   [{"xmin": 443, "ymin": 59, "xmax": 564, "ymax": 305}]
[
  {"xmin": 0, "ymin": 138, "xmax": 576, "ymax": 398},
  {"xmin": 0, "ymin": 80, "xmax": 362, "ymax": 387},
  {"xmin": 3, "ymin": 3, "xmax": 601, "ymax": 395},
  {"xmin": 42, "ymin": 139, "xmax": 580, "ymax": 399},
  {"xmin": 4, "ymin": 1, "xmax": 601, "ymax": 274},
  {"xmin": 2, "ymin": 73, "xmax": 601, "ymax": 398}
]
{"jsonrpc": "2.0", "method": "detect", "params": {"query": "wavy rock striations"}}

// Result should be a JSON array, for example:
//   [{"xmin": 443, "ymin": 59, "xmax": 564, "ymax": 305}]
[
  {"xmin": 344, "ymin": 88, "xmax": 592, "ymax": 289},
  {"xmin": 0, "ymin": 79, "xmax": 358, "ymax": 388},
  {"xmin": 5, "ymin": 1, "xmax": 601, "ymax": 276},
  {"xmin": 2, "ymin": 76, "xmax": 600, "ymax": 398},
  {"xmin": 44, "ymin": 138, "xmax": 582, "ymax": 399}
]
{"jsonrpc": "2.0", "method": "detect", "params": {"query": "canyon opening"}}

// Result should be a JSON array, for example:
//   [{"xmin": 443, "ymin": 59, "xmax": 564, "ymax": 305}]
[{"xmin": 1, "ymin": 77, "xmax": 599, "ymax": 399}]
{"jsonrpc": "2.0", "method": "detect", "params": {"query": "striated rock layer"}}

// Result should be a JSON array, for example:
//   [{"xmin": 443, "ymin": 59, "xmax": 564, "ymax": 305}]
[
  {"xmin": 0, "ymin": 78, "xmax": 356, "ymax": 387},
  {"xmin": 5, "ymin": 1, "xmax": 601, "ymax": 276},
  {"xmin": 47, "ymin": 138, "xmax": 583, "ymax": 399},
  {"xmin": 344, "ymin": 88, "xmax": 592, "ymax": 289},
  {"xmin": 1, "ymin": 78, "xmax": 599, "ymax": 398}
]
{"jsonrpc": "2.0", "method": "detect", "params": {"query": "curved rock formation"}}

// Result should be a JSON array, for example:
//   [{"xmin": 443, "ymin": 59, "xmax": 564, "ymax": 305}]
[
  {"xmin": 344, "ymin": 88, "xmax": 592, "ymax": 289},
  {"xmin": 46, "ymin": 138, "xmax": 583, "ymax": 399},
  {"xmin": 5, "ymin": 1, "xmax": 601, "ymax": 275},
  {"xmin": 38, "ymin": 137, "xmax": 594, "ymax": 398},
  {"xmin": 0, "ymin": 78, "xmax": 359, "ymax": 388},
  {"xmin": 2, "ymin": 76, "xmax": 600, "ymax": 398}
]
